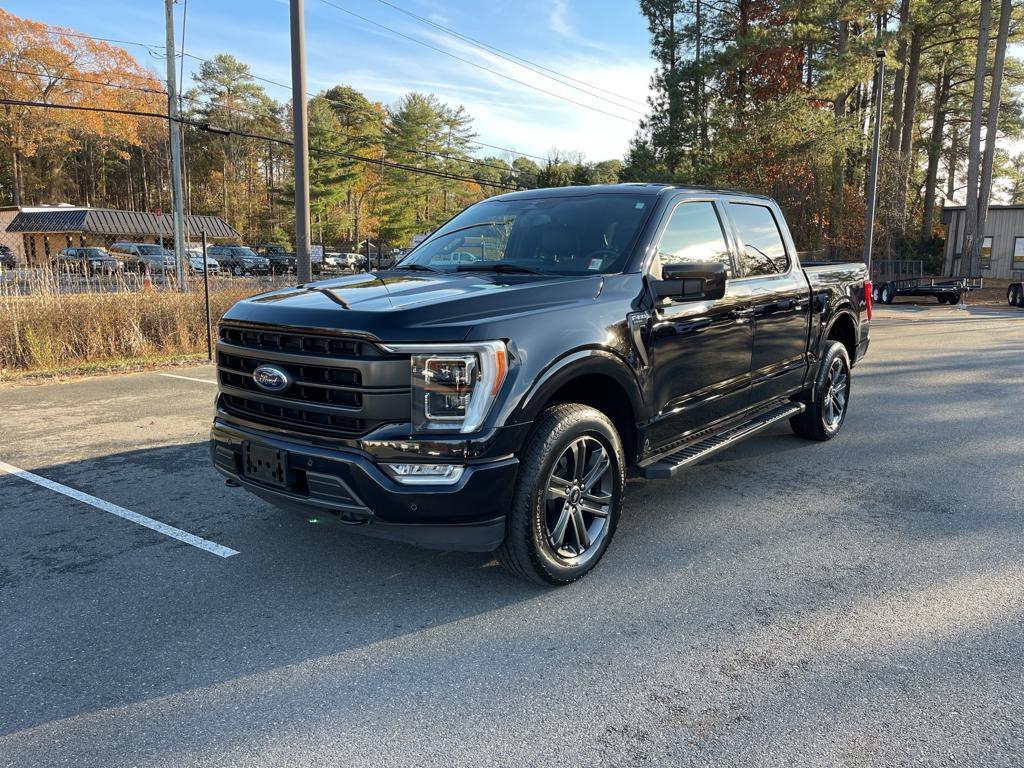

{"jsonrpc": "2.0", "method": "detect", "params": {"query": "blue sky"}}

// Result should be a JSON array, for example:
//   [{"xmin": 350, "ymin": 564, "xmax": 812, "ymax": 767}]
[{"xmin": 9, "ymin": 0, "xmax": 655, "ymax": 162}]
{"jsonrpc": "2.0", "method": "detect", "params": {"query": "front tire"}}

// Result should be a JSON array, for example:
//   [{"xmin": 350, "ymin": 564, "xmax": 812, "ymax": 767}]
[
  {"xmin": 495, "ymin": 403, "xmax": 624, "ymax": 586},
  {"xmin": 880, "ymin": 283, "xmax": 894, "ymax": 304},
  {"xmin": 790, "ymin": 341, "xmax": 852, "ymax": 442},
  {"xmin": 1009, "ymin": 285, "xmax": 1020, "ymax": 307}
]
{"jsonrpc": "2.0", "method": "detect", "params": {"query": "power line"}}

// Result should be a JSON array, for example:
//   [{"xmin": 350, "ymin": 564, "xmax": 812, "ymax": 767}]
[
  {"xmin": 469, "ymin": 139, "xmax": 548, "ymax": 163},
  {"xmin": 40, "ymin": 28, "xmax": 165, "ymax": 53},
  {"xmin": 367, "ymin": 0, "xmax": 648, "ymax": 112},
  {"xmin": 27, "ymin": 20, "xmax": 554, "ymax": 163},
  {"xmin": 314, "ymin": 0, "xmax": 638, "ymax": 125},
  {"xmin": 0, "ymin": 66, "xmax": 166, "ymax": 95},
  {"xmin": 174, "ymin": 88, "xmax": 538, "ymax": 179},
  {"xmin": 0, "ymin": 97, "xmax": 521, "ymax": 191}
]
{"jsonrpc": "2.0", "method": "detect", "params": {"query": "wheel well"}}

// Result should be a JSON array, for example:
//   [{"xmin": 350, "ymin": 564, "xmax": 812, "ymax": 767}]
[
  {"xmin": 827, "ymin": 312, "xmax": 858, "ymax": 363},
  {"xmin": 542, "ymin": 373, "xmax": 638, "ymax": 463}
]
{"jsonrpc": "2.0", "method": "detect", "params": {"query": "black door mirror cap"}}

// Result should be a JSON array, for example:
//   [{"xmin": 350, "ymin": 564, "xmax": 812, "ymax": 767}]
[{"xmin": 654, "ymin": 261, "xmax": 727, "ymax": 301}]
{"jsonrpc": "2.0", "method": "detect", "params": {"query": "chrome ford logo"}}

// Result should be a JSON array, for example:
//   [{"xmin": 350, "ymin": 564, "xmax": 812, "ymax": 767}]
[{"xmin": 252, "ymin": 364, "xmax": 292, "ymax": 393}]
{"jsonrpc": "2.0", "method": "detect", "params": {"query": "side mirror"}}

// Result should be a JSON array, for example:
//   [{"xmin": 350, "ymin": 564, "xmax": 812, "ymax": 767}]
[{"xmin": 654, "ymin": 261, "xmax": 727, "ymax": 301}]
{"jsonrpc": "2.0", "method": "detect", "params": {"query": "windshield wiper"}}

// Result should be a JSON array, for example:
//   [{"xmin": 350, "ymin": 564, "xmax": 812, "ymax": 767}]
[
  {"xmin": 430, "ymin": 221, "xmax": 508, "ymax": 239},
  {"xmin": 393, "ymin": 263, "xmax": 439, "ymax": 272},
  {"xmin": 456, "ymin": 263, "xmax": 545, "ymax": 275}
]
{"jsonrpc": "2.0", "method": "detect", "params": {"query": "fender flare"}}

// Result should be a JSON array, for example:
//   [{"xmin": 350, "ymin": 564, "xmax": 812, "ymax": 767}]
[
  {"xmin": 512, "ymin": 347, "xmax": 646, "ymax": 425},
  {"xmin": 818, "ymin": 306, "xmax": 858, "ymax": 362}
]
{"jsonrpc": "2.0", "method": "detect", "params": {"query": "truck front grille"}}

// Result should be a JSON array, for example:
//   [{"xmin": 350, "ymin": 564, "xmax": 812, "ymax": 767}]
[{"xmin": 216, "ymin": 324, "xmax": 410, "ymax": 439}]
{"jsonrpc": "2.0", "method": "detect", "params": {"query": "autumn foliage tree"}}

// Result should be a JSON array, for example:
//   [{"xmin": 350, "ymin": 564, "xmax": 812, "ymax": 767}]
[{"xmin": 0, "ymin": 9, "xmax": 165, "ymax": 207}]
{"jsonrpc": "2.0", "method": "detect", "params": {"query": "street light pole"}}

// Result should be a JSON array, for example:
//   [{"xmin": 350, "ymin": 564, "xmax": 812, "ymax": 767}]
[
  {"xmin": 862, "ymin": 49, "xmax": 885, "ymax": 274},
  {"xmin": 290, "ymin": 0, "xmax": 312, "ymax": 283},
  {"xmin": 164, "ymin": 0, "xmax": 188, "ymax": 290}
]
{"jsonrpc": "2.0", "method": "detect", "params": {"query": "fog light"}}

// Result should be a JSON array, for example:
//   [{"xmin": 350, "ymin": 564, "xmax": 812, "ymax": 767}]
[{"xmin": 382, "ymin": 463, "xmax": 465, "ymax": 485}]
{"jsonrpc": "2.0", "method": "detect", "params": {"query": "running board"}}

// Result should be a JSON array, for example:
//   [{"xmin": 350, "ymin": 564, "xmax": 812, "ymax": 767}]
[{"xmin": 640, "ymin": 402, "xmax": 806, "ymax": 479}]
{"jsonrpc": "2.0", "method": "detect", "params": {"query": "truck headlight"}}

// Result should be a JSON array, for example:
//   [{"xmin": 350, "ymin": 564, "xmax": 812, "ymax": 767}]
[{"xmin": 381, "ymin": 341, "xmax": 508, "ymax": 434}]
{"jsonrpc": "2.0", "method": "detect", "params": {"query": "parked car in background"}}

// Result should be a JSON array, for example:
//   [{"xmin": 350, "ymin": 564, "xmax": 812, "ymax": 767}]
[
  {"xmin": 211, "ymin": 184, "xmax": 871, "ymax": 585},
  {"xmin": 253, "ymin": 244, "xmax": 297, "ymax": 275},
  {"xmin": 429, "ymin": 250, "xmax": 480, "ymax": 268},
  {"xmin": 0, "ymin": 244, "xmax": 15, "ymax": 270},
  {"xmin": 55, "ymin": 247, "xmax": 123, "ymax": 275},
  {"xmin": 207, "ymin": 245, "xmax": 271, "ymax": 276},
  {"xmin": 186, "ymin": 248, "xmax": 220, "ymax": 275},
  {"xmin": 322, "ymin": 252, "xmax": 361, "ymax": 272},
  {"xmin": 109, "ymin": 242, "xmax": 175, "ymax": 273}
]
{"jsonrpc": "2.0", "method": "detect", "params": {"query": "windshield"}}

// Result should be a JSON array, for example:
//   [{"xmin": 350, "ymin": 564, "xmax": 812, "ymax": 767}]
[
  {"xmin": 137, "ymin": 245, "xmax": 165, "ymax": 255},
  {"xmin": 82, "ymin": 248, "xmax": 109, "ymax": 258},
  {"xmin": 398, "ymin": 194, "xmax": 653, "ymax": 275},
  {"xmin": 231, "ymin": 247, "xmax": 260, "ymax": 259}
]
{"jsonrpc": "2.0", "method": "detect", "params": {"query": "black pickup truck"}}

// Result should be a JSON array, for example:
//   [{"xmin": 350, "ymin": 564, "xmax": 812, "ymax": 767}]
[{"xmin": 211, "ymin": 184, "xmax": 870, "ymax": 585}]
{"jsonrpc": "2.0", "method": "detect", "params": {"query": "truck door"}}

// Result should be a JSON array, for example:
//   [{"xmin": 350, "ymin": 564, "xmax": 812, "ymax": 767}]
[
  {"xmin": 725, "ymin": 201, "xmax": 811, "ymax": 407},
  {"xmin": 644, "ymin": 199, "xmax": 754, "ymax": 449}
]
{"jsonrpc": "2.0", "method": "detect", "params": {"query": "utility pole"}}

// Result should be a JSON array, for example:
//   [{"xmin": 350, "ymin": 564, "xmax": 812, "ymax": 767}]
[
  {"xmin": 164, "ymin": 0, "xmax": 187, "ymax": 290},
  {"xmin": 862, "ymin": 50, "xmax": 885, "ymax": 274},
  {"xmin": 290, "ymin": 0, "xmax": 312, "ymax": 283}
]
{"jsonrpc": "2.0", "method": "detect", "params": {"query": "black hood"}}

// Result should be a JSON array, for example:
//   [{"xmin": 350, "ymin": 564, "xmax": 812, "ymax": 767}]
[{"xmin": 220, "ymin": 269, "xmax": 605, "ymax": 342}]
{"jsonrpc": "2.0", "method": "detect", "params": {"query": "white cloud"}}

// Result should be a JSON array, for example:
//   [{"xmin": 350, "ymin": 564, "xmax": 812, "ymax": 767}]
[{"xmin": 549, "ymin": 0, "xmax": 573, "ymax": 38}]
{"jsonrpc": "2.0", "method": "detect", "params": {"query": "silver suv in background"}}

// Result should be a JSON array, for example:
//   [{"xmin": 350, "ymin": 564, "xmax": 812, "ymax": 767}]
[
  {"xmin": 109, "ymin": 242, "xmax": 176, "ymax": 273},
  {"xmin": 186, "ymin": 247, "xmax": 221, "ymax": 275}
]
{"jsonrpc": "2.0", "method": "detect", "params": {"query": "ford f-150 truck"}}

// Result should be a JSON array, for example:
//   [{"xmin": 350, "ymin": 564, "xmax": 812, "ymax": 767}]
[{"xmin": 211, "ymin": 184, "xmax": 870, "ymax": 585}]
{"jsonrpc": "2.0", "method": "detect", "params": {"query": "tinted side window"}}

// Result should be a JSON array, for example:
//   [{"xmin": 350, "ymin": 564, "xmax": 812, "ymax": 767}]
[
  {"xmin": 730, "ymin": 203, "xmax": 788, "ymax": 277},
  {"xmin": 654, "ymin": 201, "xmax": 731, "ymax": 279}
]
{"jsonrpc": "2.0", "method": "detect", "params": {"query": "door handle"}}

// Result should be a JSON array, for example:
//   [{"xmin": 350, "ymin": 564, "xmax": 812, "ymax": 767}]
[
  {"xmin": 731, "ymin": 307, "xmax": 755, "ymax": 321},
  {"xmin": 778, "ymin": 298, "xmax": 805, "ymax": 311}
]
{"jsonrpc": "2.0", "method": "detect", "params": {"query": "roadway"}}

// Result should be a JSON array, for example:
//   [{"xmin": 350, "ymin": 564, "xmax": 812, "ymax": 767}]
[{"xmin": 1, "ymin": 305, "xmax": 1022, "ymax": 767}]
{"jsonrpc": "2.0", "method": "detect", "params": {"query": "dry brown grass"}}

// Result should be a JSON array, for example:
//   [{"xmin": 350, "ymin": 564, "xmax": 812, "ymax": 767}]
[{"xmin": 0, "ymin": 269, "xmax": 265, "ymax": 375}]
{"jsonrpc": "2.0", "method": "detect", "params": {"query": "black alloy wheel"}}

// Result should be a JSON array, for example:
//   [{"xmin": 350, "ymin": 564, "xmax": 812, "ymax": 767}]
[
  {"xmin": 791, "ymin": 341, "xmax": 852, "ymax": 441},
  {"xmin": 496, "ymin": 403, "xmax": 624, "ymax": 586},
  {"xmin": 543, "ymin": 435, "xmax": 614, "ymax": 565},
  {"xmin": 820, "ymin": 355, "xmax": 849, "ymax": 431}
]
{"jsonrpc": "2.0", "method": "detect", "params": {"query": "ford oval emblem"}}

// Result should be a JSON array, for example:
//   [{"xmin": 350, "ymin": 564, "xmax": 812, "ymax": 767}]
[{"xmin": 252, "ymin": 364, "xmax": 292, "ymax": 393}]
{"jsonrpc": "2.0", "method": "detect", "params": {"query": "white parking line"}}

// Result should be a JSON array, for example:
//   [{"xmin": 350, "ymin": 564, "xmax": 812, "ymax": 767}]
[
  {"xmin": 159, "ymin": 373, "xmax": 217, "ymax": 384},
  {"xmin": 0, "ymin": 460, "xmax": 238, "ymax": 558}
]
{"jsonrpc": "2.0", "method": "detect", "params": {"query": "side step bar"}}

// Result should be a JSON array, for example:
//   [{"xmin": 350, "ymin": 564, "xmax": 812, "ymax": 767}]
[{"xmin": 640, "ymin": 402, "xmax": 806, "ymax": 479}]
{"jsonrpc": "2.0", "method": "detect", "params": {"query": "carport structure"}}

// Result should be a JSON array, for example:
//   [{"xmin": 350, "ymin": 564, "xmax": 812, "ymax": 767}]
[{"xmin": 3, "ymin": 206, "xmax": 239, "ymax": 265}]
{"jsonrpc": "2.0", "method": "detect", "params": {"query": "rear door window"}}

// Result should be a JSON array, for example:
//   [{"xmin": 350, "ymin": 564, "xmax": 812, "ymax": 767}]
[{"xmin": 729, "ymin": 203, "xmax": 789, "ymax": 277}]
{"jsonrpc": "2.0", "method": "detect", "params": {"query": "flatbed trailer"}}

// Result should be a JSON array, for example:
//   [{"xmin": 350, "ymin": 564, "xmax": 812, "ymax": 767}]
[{"xmin": 874, "ymin": 276, "xmax": 982, "ymax": 305}]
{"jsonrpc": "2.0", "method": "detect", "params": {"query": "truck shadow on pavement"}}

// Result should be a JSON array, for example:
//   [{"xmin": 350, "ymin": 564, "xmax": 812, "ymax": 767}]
[
  {"xmin": 3, "ymin": 377, "xmax": 1022, "ymax": 748},
  {"xmin": 0, "ymin": 440, "xmax": 546, "ymax": 736}
]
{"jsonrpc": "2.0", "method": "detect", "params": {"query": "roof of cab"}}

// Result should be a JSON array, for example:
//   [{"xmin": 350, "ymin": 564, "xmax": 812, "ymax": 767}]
[{"xmin": 488, "ymin": 183, "xmax": 773, "ymax": 203}]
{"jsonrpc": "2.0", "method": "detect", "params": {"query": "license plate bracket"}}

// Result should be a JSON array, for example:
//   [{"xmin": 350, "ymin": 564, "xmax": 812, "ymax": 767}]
[{"xmin": 243, "ymin": 442, "xmax": 289, "ymax": 488}]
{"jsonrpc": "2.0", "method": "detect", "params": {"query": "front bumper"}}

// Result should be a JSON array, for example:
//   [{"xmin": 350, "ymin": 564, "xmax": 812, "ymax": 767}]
[{"xmin": 211, "ymin": 419, "xmax": 518, "ymax": 551}]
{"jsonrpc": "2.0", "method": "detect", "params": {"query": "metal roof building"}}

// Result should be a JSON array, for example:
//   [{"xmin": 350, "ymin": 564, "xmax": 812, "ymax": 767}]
[
  {"xmin": 7, "ymin": 207, "xmax": 239, "ymax": 239},
  {"xmin": 941, "ymin": 204, "xmax": 1024, "ymax": 280},
  {"xmin": 2, "ymin": 206, "xmax": 240, "ymax": 265}
]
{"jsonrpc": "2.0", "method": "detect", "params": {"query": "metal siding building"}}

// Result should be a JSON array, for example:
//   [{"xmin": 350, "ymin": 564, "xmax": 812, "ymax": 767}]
[{"xmin": 941, "ymin": 205, "xmax": 1024, "ymax": 280}]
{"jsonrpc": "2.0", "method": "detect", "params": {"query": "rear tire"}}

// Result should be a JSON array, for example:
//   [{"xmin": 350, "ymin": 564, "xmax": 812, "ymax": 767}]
[
  {"xmin": 880, "ymin": 283, "xmax": 895, "ymax": 304},
  {"xmin": 790, "ymin": 341, "xmax": 852, "ymax": 442},
  {"xmin": 495, "ymin": 403, "xmax": 624, "ymax": 586},
  {"xmin": 1010, "ymin": 285, "xmax": 1020, "ymax": 307}
]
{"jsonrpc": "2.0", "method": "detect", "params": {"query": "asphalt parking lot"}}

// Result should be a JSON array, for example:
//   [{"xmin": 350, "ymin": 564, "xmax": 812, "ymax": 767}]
[{"xmin": 1, "ymin": 305, "xmax": 1022, "ymax": 767}]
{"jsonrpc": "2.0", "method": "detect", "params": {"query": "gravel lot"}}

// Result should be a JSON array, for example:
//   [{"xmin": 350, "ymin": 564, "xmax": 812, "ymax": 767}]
[{"xmin": 1, "ymin": 304, "xmax": 1022, "ymax": 767}]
